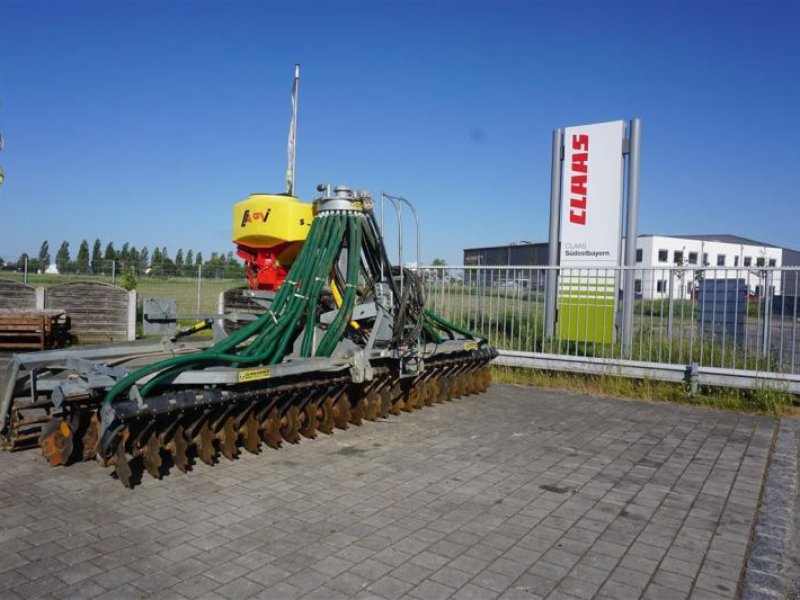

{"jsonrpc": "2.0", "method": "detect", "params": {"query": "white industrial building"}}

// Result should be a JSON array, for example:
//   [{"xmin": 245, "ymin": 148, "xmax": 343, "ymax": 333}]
[
  {"xmin": 632, "ymin": 235, "xmax": 783, "ymax": 300},
  {"xmin": 464, "ymin": 234, "xmax": 793, "ymax": 300}
]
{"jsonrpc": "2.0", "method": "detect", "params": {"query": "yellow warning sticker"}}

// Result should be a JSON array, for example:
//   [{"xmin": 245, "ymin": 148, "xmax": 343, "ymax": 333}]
[
  {"xmin": 351, "ymin": 201, "xmax": 363, "ymax": 211},
  {"xmin": 464, "ymin": 341, "xmax": 478, "ymax": 350},
  {"xmin": 238, "ymin": 367, "xmax": 271, "ymax": 384}
]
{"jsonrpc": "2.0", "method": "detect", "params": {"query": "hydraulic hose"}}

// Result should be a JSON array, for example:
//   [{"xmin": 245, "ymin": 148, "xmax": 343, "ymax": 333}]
[
  {"xmin": 105, "ymin": 211, "xmax": 347, "ymax": 405},
  {"xmin": 105, "ymin": 205, "xmax": 477, "ymax": 407},
  {"xmin": 423, "ymin": 308, "xmax": 481, "ymax": 340},
  {"xmin": 316, "ymin": 215, "xmax": 362, "ymax": 356}
]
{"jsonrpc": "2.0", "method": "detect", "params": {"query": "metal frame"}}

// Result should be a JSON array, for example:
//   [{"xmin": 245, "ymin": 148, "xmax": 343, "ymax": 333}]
[{"xmin": 495, "ymin": 350, "xmax": 800, "ymax": 394}]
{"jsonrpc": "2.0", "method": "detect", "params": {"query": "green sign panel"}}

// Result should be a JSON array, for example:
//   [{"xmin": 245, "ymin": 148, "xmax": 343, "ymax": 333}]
[{"xmin": 557, "ymin": 273, "xmax": 616, "ymax": 344}]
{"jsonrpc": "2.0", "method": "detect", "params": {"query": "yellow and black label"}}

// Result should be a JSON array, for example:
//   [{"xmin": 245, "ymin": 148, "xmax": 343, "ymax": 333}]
[
  {"xmin": 238, "ymin": 367, "xmax": 271, "ymax": 384},
  {"xmin": 351, "ymin": 201, "xmax": 363, "ymax": 212},
  {"xmin": 464, "ymin": 341, "xmax": 478, "ymax": 351}
]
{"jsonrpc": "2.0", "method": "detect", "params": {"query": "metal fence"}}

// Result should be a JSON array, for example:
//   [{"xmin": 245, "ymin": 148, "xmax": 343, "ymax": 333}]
[
  {"xmin": 3, "ymin": 258, "xmax": 799, "ymax": 391},
  {"xmin": 420, "ymin": 265, "xmax": 800, "ymax": 393}
]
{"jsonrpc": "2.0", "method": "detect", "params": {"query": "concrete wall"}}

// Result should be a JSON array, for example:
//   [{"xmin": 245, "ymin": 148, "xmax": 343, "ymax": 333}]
[{"xmin": 0, "ymin": 279, "xmax": 136, "ymax": 342}]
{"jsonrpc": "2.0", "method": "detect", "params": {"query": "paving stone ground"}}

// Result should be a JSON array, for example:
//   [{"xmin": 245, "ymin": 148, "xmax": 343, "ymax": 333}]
[{"xmin": 0, "ymin": 384, "xmax": 785, "ymax": 599}]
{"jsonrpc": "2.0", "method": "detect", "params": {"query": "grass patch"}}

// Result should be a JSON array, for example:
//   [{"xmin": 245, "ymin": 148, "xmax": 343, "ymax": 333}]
[{"xmin": 492, "ymin": 365, "xmax": 797, "ymax": 415}]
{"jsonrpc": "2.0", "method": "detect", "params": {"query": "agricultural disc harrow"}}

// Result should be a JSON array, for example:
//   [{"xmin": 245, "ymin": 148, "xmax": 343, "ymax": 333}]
[{"xmin": 0, "ymin": 185, "xmax": 496, "ymax": 487}]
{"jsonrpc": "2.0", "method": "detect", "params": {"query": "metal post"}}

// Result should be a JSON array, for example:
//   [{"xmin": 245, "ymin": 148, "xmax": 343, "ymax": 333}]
[
  {"xmin": 286, "ymin": 64, "xmax": 300, "ymax": 197},
  {"xmin": 381, "ymin": 193, "xmax": 404, "ymax": 298},
  {"xmin": 111, "ymin": 260, "xmax": 116, "ymax": 285},
  {"xmin": 23, "ymin": 256, "xmax": 28, "ymax": 284},
  {"xmin": 477, "ymin": 256, "xmax": 483, "ymax": 326},
  {"xmin": 762, "ymin": 270, "xmax": 772, "ymax": 360},
  {"xmin": 545, "ymin": 128, "xmax": 563, "ymax": 338},
  {"xmin": 197, "ymin": 263, "xmax": 202, "ymax": 315},
  {"xmin": 667, "ymin": 269, "xmax": 675, "ymax": 346},
  {"xmin": 394, "ymin": 195, "xmax": 421, "ymax": 270},
  {"xmin": 622, "ymin": 118, "xmax": 641, "ymax": 354}
]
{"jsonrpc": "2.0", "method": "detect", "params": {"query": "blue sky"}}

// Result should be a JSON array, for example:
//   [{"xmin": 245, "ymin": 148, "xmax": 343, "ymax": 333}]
[{"xmin": 1, "ymin": 0, "xmax": 798, "ymax": 265}]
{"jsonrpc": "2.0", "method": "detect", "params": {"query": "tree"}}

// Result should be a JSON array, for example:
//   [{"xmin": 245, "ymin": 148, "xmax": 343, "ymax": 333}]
[
  {"xmin": 162, "ymin": 255, "xmax": 176, "ymax": 276},
  {"xmin": 226, "ymin": 251, "xmax": 245, "ymax": 278},
  {"xmin": 16, "ymin": 253, "xmax": 29, "ymax": 271},
  {"xmin": 37, "ymin": 240, "xmax": 50, "ymax": 272},
  {"xmin": 103, "ymin": 242, "xmax": 116, "ymax": 262},
  {"xmin": 151, "ymin": 247, "xmax": 163, "ymax": 272},
  {"xmin": 55, "ymin": 241, "xmax": 71, "ymax": 273},
  {"xmin": 120, "ymin": 242, "xmax": 130, "ymax": 262},
  {"xmin": 128, "ymin": 246, "xmax": 140, "ymax": 272},
  {"xmin": 76, "ymin": 240, "xmax": 90, "ymax": 273},
  {"xmin": 429, "ymin": 258, "xmax": 447, "ymax": 282},
  {"xmin": 673, "ymin": 254, "xmax": 687, "ymax": 299},
  {"xmin": 139, "ymin": 247, "xmax": 149, "ymax": 272},
  {"xmin": 91, "ymin": 239, "xmax": 102, "ymax": 272},
  {"xmin": 183, "ymin": 249, "xmax": 195, "ymax": 276},
  {"xmin": 175, "ymin": 249, "xmax": 184, "ymax": 273},
  {"xmin": 195, "ymin": 252, "xmax": 203, "ymax": 266}
]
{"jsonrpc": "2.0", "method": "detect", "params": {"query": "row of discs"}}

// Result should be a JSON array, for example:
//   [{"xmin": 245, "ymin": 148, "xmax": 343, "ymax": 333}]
[{"xmin": 45, "ymin": 364, "xmax": 492, "ymax": 488}]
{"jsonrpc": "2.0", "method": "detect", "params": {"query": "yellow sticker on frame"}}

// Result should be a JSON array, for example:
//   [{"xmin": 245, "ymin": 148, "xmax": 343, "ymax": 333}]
[{"xmin": 238, "ymin": 367, "xmax": 271, "ymax": 384}]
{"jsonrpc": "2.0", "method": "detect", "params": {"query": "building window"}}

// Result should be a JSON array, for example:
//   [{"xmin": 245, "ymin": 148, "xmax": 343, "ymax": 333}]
[
  {"xmin": 634, "ymin": 279, "xmax": 642, "ymax": 293},
  {"xmin": 717, "ymin": 254, "xmax": 726, "ymax": 267},
  {"xmin": 744, "ymin": 256, "xmax": 752, "ymax": 267},
  {"xmin": 769, "ymin": 259, "xmax": 777, "ymax": 267},
  {"xmin": 656, "ymin": 280, "xmax": 667, "ymax": 293},
  {"xmin": 756, "ymin": 257, "xmax": 766, "ymax": 267},
  {"xmin": 734, "ymin": 256, "xmax": 740, "ymax": 267},
  {"xmin": 688, "ymin": 252, "xmax": 698, "ymax": 265},
  {"xmin": 636, "ymin": 249, "xmax": 643, "ymax": 263},
  {"xmin": 703, "ymin": 252, "xmax": 709, "ymax": 266},
  {"xmin": 658, "ymin": 249, "xmax": 668, "ymax": 263},
  {"xmin": 674, "ymin": 250, "xmax": 684, "ymax": 264}
]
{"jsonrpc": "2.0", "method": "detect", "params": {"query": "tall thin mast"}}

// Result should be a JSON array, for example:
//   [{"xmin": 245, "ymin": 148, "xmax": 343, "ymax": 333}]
[{"xmin": 286, "ymin": 64, "xmax": 300, "ymax": 196}]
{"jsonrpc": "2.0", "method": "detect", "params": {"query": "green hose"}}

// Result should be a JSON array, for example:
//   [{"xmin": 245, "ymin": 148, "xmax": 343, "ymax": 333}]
[
  {"xmin": 300, "ymin": 216, "xmax": 347, "ymax": 356},
  {"xmin": 424, "ymin": 308, "xmax": 481, "ymax": 340},
  {"xmin": 104, "ymin": 209, "xmax": 480, "ymax": 407},
  {"xmin": 316, "ymin": 216, "xmax": 362, "ymax": 357},
  {"xmin": 105, "ymin": 213, "xmax": 338, "ymax": 405}
]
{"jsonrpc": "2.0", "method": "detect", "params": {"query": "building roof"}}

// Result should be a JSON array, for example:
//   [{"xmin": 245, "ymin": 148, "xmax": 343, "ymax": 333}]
[
  {"xmin": 657, "ymin": 234, "xmax": 779, "ymax": 248},
  {"xmin": 466, "ymin": 235, "xmax": 798, "ymax": 255},
  {"xmin": 463, "ymin": 241, "xmax": 545, "ymax": 252}
]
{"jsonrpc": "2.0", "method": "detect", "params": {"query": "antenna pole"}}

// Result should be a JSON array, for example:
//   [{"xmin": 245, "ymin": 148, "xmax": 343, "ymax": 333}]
[{"xmin": 286, "ymin": 64, "xmax": 300, "ymax": 196}]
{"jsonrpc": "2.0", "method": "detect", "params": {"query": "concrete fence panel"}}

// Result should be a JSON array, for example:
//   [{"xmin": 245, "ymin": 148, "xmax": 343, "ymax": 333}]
[
  {"xmin": 44, "ymin": 282, "xmax": 135, "ymax": 343},
  {"xmin": 0, "ymin": 279, "xmax": 37, "ymax": 311}
]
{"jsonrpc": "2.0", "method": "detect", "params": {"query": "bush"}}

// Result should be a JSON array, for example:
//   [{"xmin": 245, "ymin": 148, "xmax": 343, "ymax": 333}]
[{"xmin": 121, "ymin": 268, "xmax": 137, "ymax": 291}]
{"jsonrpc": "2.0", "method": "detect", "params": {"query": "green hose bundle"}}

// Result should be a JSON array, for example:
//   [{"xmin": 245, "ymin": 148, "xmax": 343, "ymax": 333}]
[
  {"xmin": 103, "ymin": 207, "xmax": 483, "ymax": 407},
  {"xmin": 104, "ymin": 212, "xmax": 362, "ymax": 405}
]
